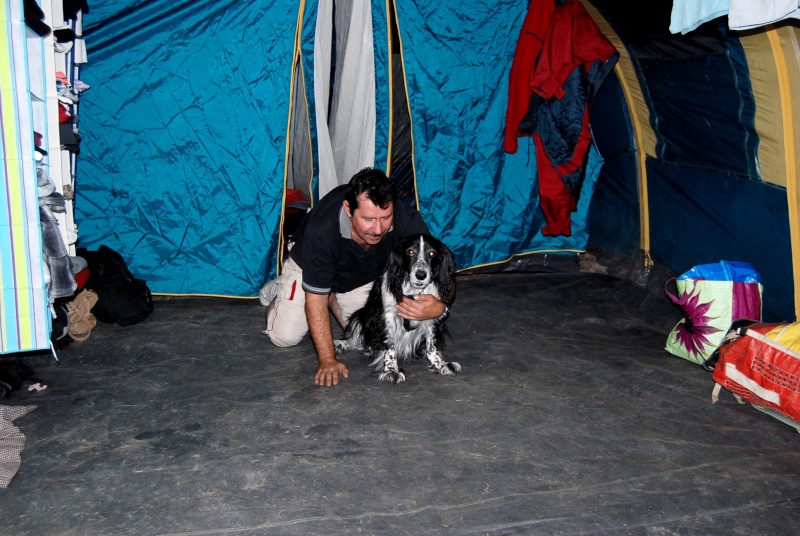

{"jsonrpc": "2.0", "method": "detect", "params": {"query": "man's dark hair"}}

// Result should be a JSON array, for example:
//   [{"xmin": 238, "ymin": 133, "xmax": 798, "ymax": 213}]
[{"xmin": 345, "ymin": 167, "xmax": 397, "ymax": 211}]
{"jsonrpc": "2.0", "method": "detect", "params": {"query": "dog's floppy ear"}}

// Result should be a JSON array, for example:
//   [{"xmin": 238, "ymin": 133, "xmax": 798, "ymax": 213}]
[
  {"xmin": 432, "ymin": 237, "xmax": 456, "ymax": 300},
  {"xmin": 385, "ymin": 242, "xmax": 407, "ymax": 302}
]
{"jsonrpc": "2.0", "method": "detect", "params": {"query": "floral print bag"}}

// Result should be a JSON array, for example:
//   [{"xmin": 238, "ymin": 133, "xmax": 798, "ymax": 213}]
[{"xmin": 664, "ymin": 261, "xmax": 763, "ymax": 365}]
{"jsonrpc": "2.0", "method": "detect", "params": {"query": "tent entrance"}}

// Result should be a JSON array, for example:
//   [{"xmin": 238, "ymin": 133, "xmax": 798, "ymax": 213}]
[{"xmin": 281, "ymin": 0, "xmax": 419, "ymax": 267}]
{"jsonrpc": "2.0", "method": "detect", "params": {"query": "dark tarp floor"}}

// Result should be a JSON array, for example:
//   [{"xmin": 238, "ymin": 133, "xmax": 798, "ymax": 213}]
[{"xmin": 2, "ymin": 271, "xmax": 799, "ymax": 535}]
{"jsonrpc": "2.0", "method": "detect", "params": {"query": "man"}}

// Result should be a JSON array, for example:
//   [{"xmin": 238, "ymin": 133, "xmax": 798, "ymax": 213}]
[{"xmin": 263, "ymin": 167, "xmax": 450, "ymax": 387}]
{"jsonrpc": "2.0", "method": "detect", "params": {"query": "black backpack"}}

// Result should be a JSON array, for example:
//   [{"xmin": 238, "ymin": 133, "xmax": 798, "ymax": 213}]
[{"xmin": 77, "ymin": 245, "xmax": 154, "ymax": 326}]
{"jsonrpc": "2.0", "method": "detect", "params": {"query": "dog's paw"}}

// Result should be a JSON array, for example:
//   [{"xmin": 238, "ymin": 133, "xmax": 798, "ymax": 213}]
[
  {"xmin": 378, "ymin": 370, "xmax": 406, "ymax": 384},
  {"xmin": 437, "ymin": 361, "xmax": 461, "ymax": 375}
]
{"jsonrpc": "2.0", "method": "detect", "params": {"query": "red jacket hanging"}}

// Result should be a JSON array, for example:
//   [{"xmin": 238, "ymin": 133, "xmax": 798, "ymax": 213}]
[
  {"xmin": 503, "ymin": 0, "xmax": 555, "ymax": 155},
  {"xmin": 504, "ymin": 0, "xmax": 617, "ymax": 236}
]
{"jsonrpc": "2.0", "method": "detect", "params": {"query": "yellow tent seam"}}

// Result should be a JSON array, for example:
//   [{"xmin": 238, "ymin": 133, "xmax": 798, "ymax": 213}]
[
  {"xmin": 389, "ymin": 2, "xmax": 421, "ymax": 210},
  {"xmin": 385, "ymin": 0, "xmax": 394, "ymax": 174},
  {"xmin": 581, "ymin": 0, "xmax": 651, "ymax": 262},
  {"xmin": 766, "ymin": 26, "xmax": 800, "ymax": 320}
]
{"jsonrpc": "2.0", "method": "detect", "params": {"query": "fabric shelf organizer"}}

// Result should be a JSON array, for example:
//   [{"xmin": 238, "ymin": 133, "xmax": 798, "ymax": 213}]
[{"xmin": 0, "ymin": 0, "xmax": 51, "ymax": 353}]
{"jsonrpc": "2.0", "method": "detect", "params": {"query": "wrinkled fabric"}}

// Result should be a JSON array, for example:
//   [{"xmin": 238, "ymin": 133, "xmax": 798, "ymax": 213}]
[
  {"xmin": 296, "ymin": 0, "xmax": 391, "ymax": 201},
  {"xmin": 729, "ymin": 0, "xmax": 800, "ymax": 30},
  {"xmin": 397, "ymin": 0, "xmax": 600, "ymax": 265},
  {"xmin": 518, "ymin": 0, "xmax": 616, "ymax": 236},
  {"xmin": 77, "ymin": 0, "xmax": 295, "ymax": 295},
  {"xmin": 40, "ymin": 206, "xmax": 77, "ymax": 299},
  {"xmin": 504, "ymin": 0, "xmax": 555, "ymax": 155},
  {"xmin": 315, "ymin": 0, "xmax": 377, "ymax": 197},
  {"xmin": 76, "ymin": 1, "xmax": 599, "ymax": 296},
  {"xmin": 0, "ymin": 405, "xmax": 36, "ymax": 488},
  {"xmin": 669, "ymin": 0, "xmax": 729, "ymax": 35}
]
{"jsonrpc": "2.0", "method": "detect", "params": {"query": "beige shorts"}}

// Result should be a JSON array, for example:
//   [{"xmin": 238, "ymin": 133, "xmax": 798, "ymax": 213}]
[{"xmin": 264, "ymin": 256, "xmax": 373, "ymax": 347}]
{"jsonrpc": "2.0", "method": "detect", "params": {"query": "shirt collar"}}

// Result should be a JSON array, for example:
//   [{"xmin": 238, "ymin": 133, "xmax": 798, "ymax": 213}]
[{"xmin": 339, "ymin": 206, "xmax": 351, "ymax": 239}]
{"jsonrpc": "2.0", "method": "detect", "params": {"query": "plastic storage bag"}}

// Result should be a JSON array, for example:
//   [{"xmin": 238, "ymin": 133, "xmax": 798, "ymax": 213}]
[
  {"xmin": 665, "ymin": 261, "xmax": 763, "ymax": 365},
  {"xmin": 710, "ymin": 321, "xmax": 800, "ymax": 432}
]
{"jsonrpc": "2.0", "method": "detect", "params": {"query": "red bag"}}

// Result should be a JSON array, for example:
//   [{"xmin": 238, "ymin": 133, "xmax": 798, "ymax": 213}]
[{"xmin": 711, "ymin": 322, "xmax": 800, "ymax": 430}]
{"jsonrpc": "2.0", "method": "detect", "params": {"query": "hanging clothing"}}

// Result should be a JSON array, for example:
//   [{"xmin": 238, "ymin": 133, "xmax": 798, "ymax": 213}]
[
  {"xmin": 503, "ymin": 0, "xmax": 556, "ymax": 155},
  {"xmin": 728, "ymin": 0, "xmax": 800, "ymax": 30},
  {"xmin": 670, "ymin": 0, "xmax": 800, "ymax": 34},
  {"xmin": 39, "ymin": 206, "xmax": 77, "ymax": 299},
  {"xmin": 505, "ymin": 0, "xmax": 617, "ymax": 236},
  {"xmin": 669, "ymin": 0, "xmax": 729, "ymax": 34}
]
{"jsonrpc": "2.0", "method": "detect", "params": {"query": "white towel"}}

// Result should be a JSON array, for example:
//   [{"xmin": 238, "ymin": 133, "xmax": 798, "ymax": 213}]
[
  {"xmin": 670, "ymin": 0, "xmax": 730, "ymax": 34},
  {"xmin": 729, "ymin": 0, "xmax": 800, "ymax": 30}
]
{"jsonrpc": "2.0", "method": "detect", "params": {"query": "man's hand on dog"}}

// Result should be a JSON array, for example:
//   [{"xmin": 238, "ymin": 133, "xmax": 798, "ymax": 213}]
[
  {"xmin": 396, "ymin": 294, "xmax": 446, "ymax": 321},
  {"xmin": 315, "ymin": 357, "xmax": 349, "ymax": 387}
]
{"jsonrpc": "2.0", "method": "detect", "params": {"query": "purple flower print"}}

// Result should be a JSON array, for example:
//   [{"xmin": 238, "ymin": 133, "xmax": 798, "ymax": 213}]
[{"xmin": 674, "ymin": 283, "xmax": 721, "ymax": 356}]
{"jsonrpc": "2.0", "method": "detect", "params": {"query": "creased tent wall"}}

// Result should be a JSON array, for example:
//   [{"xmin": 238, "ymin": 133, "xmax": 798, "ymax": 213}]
[
  {"xmin": 290, "ymin": 0, "xmax": 605, "ymax": 276},
  {"xmin": 586, "ymin": 0, "xmax": 798, "ymax": 322},
  {"xmin": 75, "ymin": 0, "xmax": 295, "ymax": 295},
  {"xmin": 76, "ymin": 0, "xmax": 606, "ymax": 297},
  {"xmin": 394, "ymin": 0, "xmax": 603, "ymax": 270},
  {"xmin": 73, "ymin": 0, "xmax": 800, "ymax": 322}
]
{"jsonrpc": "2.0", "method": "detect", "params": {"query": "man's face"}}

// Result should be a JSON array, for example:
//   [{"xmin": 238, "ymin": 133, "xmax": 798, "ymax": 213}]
[{"xmin": 344, "ymin": 193, "xmax": 394, "ymax": 247}]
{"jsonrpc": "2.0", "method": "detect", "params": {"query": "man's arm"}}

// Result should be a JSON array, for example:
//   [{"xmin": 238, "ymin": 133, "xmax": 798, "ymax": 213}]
[{"xmin": 306, "ymin": 291, "xmax": 349, "ymax": 386}]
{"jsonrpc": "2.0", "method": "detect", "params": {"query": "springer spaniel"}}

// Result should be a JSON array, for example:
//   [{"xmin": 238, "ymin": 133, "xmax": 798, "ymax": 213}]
[{"xmin": 335, "ymin": 234, "xmax": 461, "ymax": 384}]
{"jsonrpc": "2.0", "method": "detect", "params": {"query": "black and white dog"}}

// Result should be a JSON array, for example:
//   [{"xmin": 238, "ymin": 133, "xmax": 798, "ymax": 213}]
[{"xmin": 335, "ymin": 234, "xmax": 461, "ymax": 384}]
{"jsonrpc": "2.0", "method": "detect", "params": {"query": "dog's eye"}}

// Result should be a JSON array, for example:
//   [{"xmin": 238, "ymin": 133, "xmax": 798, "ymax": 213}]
[
  {"xmin": 428, "ymin": 250, "xmax": 437, "ymax": 258},
  {"xmin": 407, "ymin": 249, "xmax": 415, "ymax": 257}
]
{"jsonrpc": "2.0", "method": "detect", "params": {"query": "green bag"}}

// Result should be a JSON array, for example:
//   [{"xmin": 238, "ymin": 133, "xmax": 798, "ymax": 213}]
[{"xmin": 664, "ymin": 262, "xmax": 763, "ymax": 365}]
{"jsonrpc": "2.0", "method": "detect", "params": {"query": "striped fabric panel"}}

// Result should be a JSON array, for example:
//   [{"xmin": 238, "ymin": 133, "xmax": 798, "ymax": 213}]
[{"xmin": 0, "ymin": 0, "xmax": 50, "ymax": 353}]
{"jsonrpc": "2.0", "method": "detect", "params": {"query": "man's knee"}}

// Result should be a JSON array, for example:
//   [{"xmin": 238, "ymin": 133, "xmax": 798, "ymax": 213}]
[
  {"xmin": 266, "ymin": 329, "xmax": 305, "ymax": 348},
  {"xmin": 264, "ymin": 262, "xmax": 307, "ymax": 347},
  {"xmin": 264, "ymin": 301, "xmax": 307, "ymax": 348}
]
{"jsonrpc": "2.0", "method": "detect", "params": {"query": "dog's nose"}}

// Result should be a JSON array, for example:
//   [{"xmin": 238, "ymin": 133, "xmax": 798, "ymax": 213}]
[{"xmin": 415, "ymin": 269, "xmax": 427, "ymax": 280}]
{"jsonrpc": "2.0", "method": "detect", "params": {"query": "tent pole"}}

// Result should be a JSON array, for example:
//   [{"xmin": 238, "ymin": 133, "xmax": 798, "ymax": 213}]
[
  {"xmin": 582, "ymin": 1, "xmax": 652, "ymax": 270},
  {"xmin": 766, "ymin": 26, "xmax": 800, "ymax": 321}
]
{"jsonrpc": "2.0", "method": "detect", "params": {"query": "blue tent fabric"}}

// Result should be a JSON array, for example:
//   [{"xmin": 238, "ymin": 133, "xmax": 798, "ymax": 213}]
[
  {"xmin": 588, "ymin": 0, "xmax": 794, "ymax": 321},
  {"xmin": 372, "ymin": 3, "xmax": 391, "ymax": 174},
  {"xmin": 635, "ymin": 22, "xmax": 759, "ymax": 178},
  {"xmin": 648, "ymin": 158, "xmax": 792, "ymax": 322},
  {"xmin": 396, "ymin": 0, "xmax": 599, "ymax": 268},
  {"xmin": 78, "ymin": 0, "xmax": 295, "ymax": 294},
  {"xmin": 77, "ymin": 0, "xmax": 604, "ymax": 296},
  {"xmin": 588, "ymin": 70, "xmax": 640, "ymax": 261}
]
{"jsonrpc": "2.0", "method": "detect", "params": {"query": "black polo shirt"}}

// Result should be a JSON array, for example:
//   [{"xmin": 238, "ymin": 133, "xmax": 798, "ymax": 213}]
[{"xmin": 288, "ymin": 185, "xmax": 429, "ymax": 295}]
